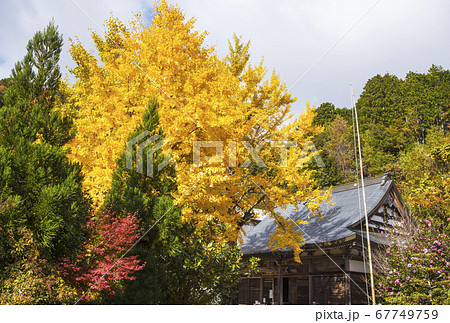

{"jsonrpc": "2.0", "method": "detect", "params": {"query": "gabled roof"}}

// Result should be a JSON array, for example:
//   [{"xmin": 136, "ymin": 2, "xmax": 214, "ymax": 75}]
[{"xmin": 241, "ymin": 175, "xmax": 398, "ymax": 255}]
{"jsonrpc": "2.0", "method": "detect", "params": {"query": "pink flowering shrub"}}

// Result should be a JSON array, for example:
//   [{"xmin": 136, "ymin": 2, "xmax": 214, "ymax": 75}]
[
  {"xmin": 58, "ymin": 207, "xmax": 145, "ymax": 303},
  {"xmin": 375, "ymin": 218, "xmax": 450, "ymax": 304}
]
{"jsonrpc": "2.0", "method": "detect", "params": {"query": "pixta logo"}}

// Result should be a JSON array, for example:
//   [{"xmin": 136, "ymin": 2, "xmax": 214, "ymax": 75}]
[
  {"xmin": 126, "ymin": 131, "xmax": 171, "ymax": 177},
  {"xmin": 127, "ymin": 132, "xmax": 324, "ymax": 178},
  {"xmin": 193, "ymin": 140, "xmax": 325, "ymax": 168}
]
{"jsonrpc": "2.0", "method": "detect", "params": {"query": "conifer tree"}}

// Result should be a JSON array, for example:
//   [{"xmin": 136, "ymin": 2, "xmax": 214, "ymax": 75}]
[
  {"xmin": 0, "ymin": 21, "xmax": 90, "ymax": 265},
  {"xmin": 105, "ymin": 99, "xmax": 241, "ymax": 304},
  {"xmin": 0, "ymin": 78, "xmax": 12, "ymax": 108}
]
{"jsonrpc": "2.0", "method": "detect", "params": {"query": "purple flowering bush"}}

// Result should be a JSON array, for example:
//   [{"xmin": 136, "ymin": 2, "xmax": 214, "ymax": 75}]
[{"xmin": 375, "ymin": 218, "xmax": 450, "ymax": 304}]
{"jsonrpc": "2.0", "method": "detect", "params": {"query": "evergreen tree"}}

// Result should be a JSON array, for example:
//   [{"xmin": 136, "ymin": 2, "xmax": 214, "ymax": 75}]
[
  {"xmin": 402, "ymin": 65, "xmax": 450, "ymax": 143},
  {"xmin": 311, "ymin": 104, "xmax": 354, "ymax": 188},
  {"xmin": 324, "ymin": 116, "xmax": 354, "ymax": 179},
  {"xmin": 0, "ymin": 78, "xmax": 12, "ymax": 108},
  {"xmin": 357, "ymin": 73, "xmax": 404, "ymax": 128},
  {"xmin": 0, "ymin": 21, "xmax": 90, "ymax": 266},
  {"xmin": 313, "ymin": 102, "xmax": 336, "ymax": 126},
  {"xmin": 313, "ymin": 102, "xmax": 352, "ymax": 126},
  {"xmin": 105, "ymin": 99, "xmax": 241, "ymax": 304}
]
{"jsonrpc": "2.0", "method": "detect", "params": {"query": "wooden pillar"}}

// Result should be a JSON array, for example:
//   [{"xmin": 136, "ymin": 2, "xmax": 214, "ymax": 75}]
[
  {"xmin": 278, "ymin": 265, "xmax": 283, "ymax": 305},
  {"xmin": 308, "ymin": 275, "xmax": 313, "ymax": 304},
  {"xmin": 345, "ymin": 257, "xmax": 351, "ymax": 305},
  {"xmin": 271, "ymin": 277, "xmax": 275, "ymax": 304},
  {"xmin": 308, "ymin": 258, "xmax": 313, "ymax": 304},
  {"xmin": 259, "ymin": 277, "xmax": 263, "ymax": 304}
]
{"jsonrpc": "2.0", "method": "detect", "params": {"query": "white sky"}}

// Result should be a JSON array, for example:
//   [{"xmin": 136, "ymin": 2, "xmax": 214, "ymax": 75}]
[{"xmin": 0, "ymin": 0, "xmax": 449, "ymax": 116}]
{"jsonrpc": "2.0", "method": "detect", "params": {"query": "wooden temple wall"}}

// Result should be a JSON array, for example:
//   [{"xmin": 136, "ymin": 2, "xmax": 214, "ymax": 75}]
[{"xmin": 238, "ymin": 248, "xmax": 369, "ymax": 305}]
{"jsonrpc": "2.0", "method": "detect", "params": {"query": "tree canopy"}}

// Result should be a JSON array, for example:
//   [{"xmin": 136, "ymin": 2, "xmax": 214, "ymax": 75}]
[
  {"xmin": 66, "ymin": 0, "xmax": 329, "ymax": 263},
  {"xmin": 0, "ymin": 0, "xmax": 449, "ymax": 306}
]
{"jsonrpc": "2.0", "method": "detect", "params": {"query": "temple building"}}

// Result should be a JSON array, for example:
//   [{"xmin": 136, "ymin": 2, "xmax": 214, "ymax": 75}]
[{"xmin": 238, "ymin": 174, "xmax": 409, "ymax": 305}]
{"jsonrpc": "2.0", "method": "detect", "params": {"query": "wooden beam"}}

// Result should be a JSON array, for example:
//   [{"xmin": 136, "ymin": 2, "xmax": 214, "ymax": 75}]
[{"xmin": 278, "ymin": 265, "xmax": 283, "ymax": 305}]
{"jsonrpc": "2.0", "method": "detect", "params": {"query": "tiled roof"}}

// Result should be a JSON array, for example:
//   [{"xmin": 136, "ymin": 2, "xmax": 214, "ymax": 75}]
[{"xmin": 241, "ymin": 175, "xmax": 392, "ymax": 255}]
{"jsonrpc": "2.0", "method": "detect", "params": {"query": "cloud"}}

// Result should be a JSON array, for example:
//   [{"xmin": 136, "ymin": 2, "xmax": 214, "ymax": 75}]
[
  {"xmin": 1, "ymin": 0, "xmax": 449, "ymax": 116},
  {"xmin": 0, "ymin": 0, "xmax": 148, "ymax": 80},
  {"xmin": 179, "ymin": 0, "xmax": 450, "ymax": 113}
]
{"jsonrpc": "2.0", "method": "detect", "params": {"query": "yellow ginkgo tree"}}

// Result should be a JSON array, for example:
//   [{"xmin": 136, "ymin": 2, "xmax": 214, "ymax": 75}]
[{"xmin": 67, "ymin": 0, "xmax": 329, "ymax": 262}]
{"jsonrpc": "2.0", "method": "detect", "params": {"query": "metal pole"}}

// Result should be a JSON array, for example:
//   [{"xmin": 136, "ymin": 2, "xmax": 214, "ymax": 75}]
[{"xmin": 350, "ymin": 83, "xmax": 376, "ymax": 305}]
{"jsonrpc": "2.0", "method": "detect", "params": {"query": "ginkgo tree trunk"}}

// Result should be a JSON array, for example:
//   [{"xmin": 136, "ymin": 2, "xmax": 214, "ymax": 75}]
[{"xmin": 67, "ymin": 0, "xmax": 329, "ymax": 262}]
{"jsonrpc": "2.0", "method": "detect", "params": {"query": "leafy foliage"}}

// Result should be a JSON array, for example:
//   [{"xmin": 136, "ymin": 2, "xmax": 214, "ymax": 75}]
[
  {"xmin": 0, "ymin": 21, "xmax": 95, "ymax": 305},
  {"xmin": 312, "ymin": 66, "xmax": 450, "ymax": 187},
  {"xmin": 402, "ymin": 65, "xmax": 450, "ymax": 143},
  {"xmin": 396, "ymin": 128, "xmax": 450, "ymax": 221},
  {"xmin": 244, "ymin": 256, "xmax": 261, "ymax": 277},
  {"xmin": 105, "ymin": 99, "xmax": 241, "ymax": 304},
  {"xmin": 323, "ymin": 116, "xmax": 354, "ymax": 179},
  {"xmin": 357, "ymin": 73, "xmax": 404, "ymax": 128},
  {"xmin": 0, "ymin": 1, "xmax": 447, "ymax": 306},
  {"xmin": 313, "ymin": 102, "xmax": 352, "ymax": 126},
  {"xmin": 58, "ymin": 207, "xmax": 144, "ymax": 303},
  {"xmin": 226, "ymin": 33, "xmax": 251, "ymax": 78},
  {"xmin": 375, "ymin": 218, "xmax": 450, "ymax": 305},
  {"xmin": 311, "ymin": 106, "xmax": 354, "ymax": 187},
  {"xmin": 362, "ymin": 122, "xmax": 408, "ymax": 176},
  {"xmin": 67, "ymin": 0, "xmax": 329, "ymax": 263},
  {"xmin": 0, "ymin": 21, "xmax": 90, "ymax": 261},
  {"xmin": 0, "ymin": 78, "xmax": 12, "ymax": 108},
  {"xmin": 0, "ymin": 227, "xmax": 77, "ymax": 304}
]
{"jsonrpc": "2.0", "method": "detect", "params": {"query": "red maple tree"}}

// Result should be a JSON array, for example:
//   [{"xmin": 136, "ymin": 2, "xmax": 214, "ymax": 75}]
[{"xmin": 58, "ymin": 207, "xmax": 145, "ymax": 302}]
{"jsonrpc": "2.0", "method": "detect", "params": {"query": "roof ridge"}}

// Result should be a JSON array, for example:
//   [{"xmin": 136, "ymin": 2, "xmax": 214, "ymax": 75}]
[{"xmin": 329, "ymin": 175, "xmax": 387, "ymax": 194}]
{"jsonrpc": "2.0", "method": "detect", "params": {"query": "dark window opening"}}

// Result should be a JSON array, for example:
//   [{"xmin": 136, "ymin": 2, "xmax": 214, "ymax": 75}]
[{"xmin": 283, "ymin": 277, "xmax": 289, "ymax": 304}]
